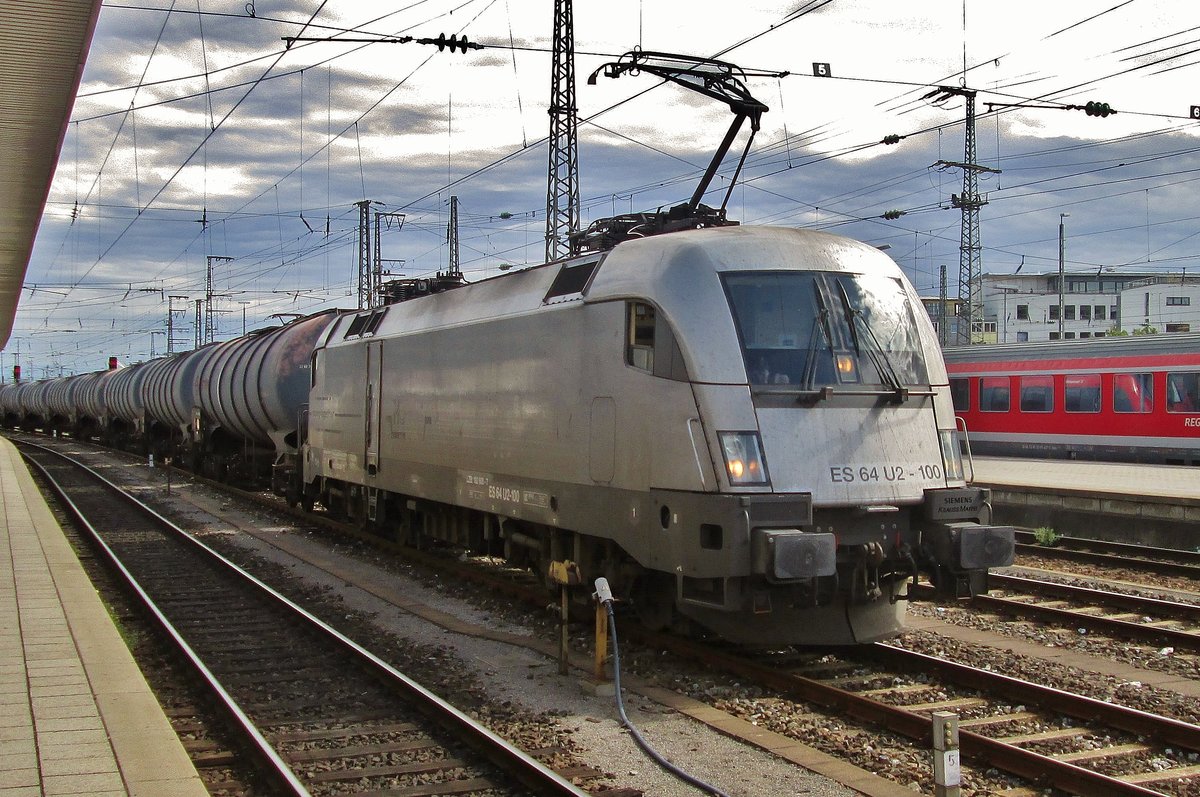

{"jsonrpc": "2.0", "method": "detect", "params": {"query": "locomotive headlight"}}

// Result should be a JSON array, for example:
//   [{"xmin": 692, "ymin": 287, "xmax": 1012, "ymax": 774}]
[
  {"xmin": 940, "ymin": 429, "xmax": 965, "ymax": 482},
  {"xmin": 719, "ymin": 431, "xmax": 770, "ymax": 487}
]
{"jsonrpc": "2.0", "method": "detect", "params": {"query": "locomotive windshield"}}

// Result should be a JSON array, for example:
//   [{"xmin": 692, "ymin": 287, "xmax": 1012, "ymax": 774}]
[{"xmin": 723, "ymin": 271, "xmax": 929, "ymax": 390}]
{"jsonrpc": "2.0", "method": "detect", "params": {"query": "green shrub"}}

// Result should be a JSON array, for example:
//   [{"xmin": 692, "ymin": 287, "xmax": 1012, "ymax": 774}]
[{"xmin": 1033, "ymin": 526, "xmax": 1060, "ymax": 546}]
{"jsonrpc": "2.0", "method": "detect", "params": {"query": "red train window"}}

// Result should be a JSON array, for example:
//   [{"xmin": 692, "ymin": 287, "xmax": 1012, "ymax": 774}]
[
  {"xmin": 1114, "ymin": 373, "xmax": 1153, "ymax": 414},
  {"xmin": 1064, "ymin": 374, "xmax": 1100, "ymax": 413},
  {"xmin": 1019, "ymin": 376, "xmax": 1053, "ymax": 413},
  {"xmin": 1167, "ymin": 372, "xmax": 1199, "ymax": 413},
  {"xmin": 950, "ymin": 378, "xmax": 969, "ymax": 412},
  {"xmin": 979, "ymin": 376, "xmax": 1010, "ymax": 412}
]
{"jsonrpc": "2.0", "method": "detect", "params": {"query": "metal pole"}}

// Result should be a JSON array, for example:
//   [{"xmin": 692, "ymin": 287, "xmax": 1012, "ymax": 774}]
[{"xmin": 1058, "ymin": 213, "xmax": 1069, "ymax": 339}]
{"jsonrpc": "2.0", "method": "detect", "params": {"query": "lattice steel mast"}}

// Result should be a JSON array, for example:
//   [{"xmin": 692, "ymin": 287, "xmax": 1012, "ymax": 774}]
[
  {"xmin": 927, "ymin": 86, "xmax": 999, "ymax": 345},
  {"xmin": 356, "ymin": 199, "xmax": 373, "ymax": 309},
  {"xmin": 544, "ymin": 0, "xmax": 579, "ymax": 262}
]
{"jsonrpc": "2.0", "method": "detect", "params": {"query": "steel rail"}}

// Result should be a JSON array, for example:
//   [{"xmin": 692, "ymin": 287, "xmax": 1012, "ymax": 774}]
[
  {"xmin": 19, "ymin": 441, "xmax": 589, "ymax": 797},
  {"xmin": 982, "ymin": 574, "xmax": 1200, "ymax": 650},
  {"xmin": 865, "ymin": 644, "xmax": 1200, "ymax": 752},
  {"xmin": 21, "ymin": 449, "xmax": 311, "ymax": 797},
  {"xmin": 628, "ymin": 628, "xmax": 1182, "ymax": 796},
  {"xmin": 989, "ymin": 573, "xmax": 1200, "ymax": 622},
  {"xmin": 1015, "ymin": 531, "xmax": 1200, "ymax": 579}
]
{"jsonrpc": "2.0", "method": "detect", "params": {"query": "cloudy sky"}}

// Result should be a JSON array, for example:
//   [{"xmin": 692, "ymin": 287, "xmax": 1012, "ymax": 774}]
[{"xmin": 5, "ymin": 0, "xmax": 1199, "ymax": 377}]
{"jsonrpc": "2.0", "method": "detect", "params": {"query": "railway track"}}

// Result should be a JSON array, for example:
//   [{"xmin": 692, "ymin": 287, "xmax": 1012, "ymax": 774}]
[
  {"xmin": 627, "ymin": 623, "xmax": 1200, "ymax": 795},
  {"xmin": 1014, "ymin": 529, "xmax": 1200, "ymax": 580},
  {"xmin": 911, "ymin": 573, "xmax": 1200, "ymax": 652},
  {"xmin": 17, "ymin": 440, "xmax": 591, "ymax": 797},
  {"xmin": 19, "ymin": 432, "xmax": 1200, "ymax": 794}
]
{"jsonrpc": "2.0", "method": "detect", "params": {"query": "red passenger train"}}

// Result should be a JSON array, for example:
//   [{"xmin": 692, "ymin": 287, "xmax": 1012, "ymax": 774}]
[{"xmin": 943, "ymin": 334, "xmax": 1200, "ymax": 466}]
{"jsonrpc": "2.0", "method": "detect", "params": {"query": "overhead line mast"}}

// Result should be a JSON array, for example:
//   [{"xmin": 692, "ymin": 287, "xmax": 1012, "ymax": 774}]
[
  {"xmin": 926, "ymin": 85, "xmax": 999, "ymax": 346},
  {"xmin": 545, "ymin": 0, "xmax": 579, "ymax": 263}
]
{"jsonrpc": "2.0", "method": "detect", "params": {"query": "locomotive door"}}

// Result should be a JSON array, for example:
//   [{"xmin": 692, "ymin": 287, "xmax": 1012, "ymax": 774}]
[{"xmin": 365, "ymin": 341, "xmax": 382, "ymax": 476}]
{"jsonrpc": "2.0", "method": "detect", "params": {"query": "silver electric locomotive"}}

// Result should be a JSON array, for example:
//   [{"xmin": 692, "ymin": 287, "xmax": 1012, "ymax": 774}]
[{"xmin": 304, "ymin": 225, "xmax": 1013, "ymax": 645}]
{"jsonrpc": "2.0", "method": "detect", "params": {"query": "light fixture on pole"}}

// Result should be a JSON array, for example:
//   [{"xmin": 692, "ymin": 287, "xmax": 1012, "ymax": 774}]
[{"xmin": 1058, "ymin": 213, "xmax": 1069, "ymax": 339}]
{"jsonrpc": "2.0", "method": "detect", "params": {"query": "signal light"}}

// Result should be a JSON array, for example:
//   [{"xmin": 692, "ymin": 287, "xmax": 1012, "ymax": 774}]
[
  {"xmin": 882, "ymin": 209, "xmax": 905, "ymax": 220},
  {"xmin": 881, "ymin": 134, "xmax": 902, "ymax": 145},
  {"xmin": 1083, "ymin": 101, "xmax": 1114, "ymax": 118}
]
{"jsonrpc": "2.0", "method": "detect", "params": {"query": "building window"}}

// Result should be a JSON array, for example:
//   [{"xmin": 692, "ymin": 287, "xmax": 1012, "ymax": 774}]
[
  {"xmin": 1064, "ymin": 305, "xmax": 1076, "ymax": 321},
  {"xmin": 1049, "ymin": 332, "xmax": 1060, "ymax": 340},
  {"xmin": 1019, "ymin": 376, "xmax": 1053, "ymax": 413},
  {"xmin": 1166, "ymin": 323, "xmax": 1191, "ymax": 333},
  {"xmin": 1080, "ymin": 332, "xmax": 1090, "ymax": 338},
  {"xmin": 1094, "ymin": 332, "xmax": 1105, "ymax": 338},
  {"xmin": 1065, "ymin": 374, "xmax": 1100, "ymax": 413},
  {"xmin": 1094, "ymin": 305, "xmax": 1106, "ymax": 320},
  {"xmin": 1016, "ymin": 304, "xmax": 1029, "ymax": 320},
  {"xmin": 1049, "ymin": 305, "xmax": 1060, "ymax": 321},
  {"xmin": 1064, "ymin": 332, "xmax": 1076, "ymax": 339},
  {"xmin": 979, "ymin": 377, "xmax": 1010, "ymax": 412},
  {"xmin": 1114, "ymin": 373, "xmax": 1153, "ymax": 413},
  {"xmin": 1080, "ymin": 305, "xmax": 1091, "ymax": 321},
  {"xmin": 1167, "ymin": 296, "xmax": 1191, "ymax": 306}
]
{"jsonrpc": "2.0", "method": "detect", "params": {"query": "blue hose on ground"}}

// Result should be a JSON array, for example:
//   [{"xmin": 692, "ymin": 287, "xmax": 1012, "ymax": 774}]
[{"xmin": 594, "ymin": 578, "xmax": 731, "ymax": 797}]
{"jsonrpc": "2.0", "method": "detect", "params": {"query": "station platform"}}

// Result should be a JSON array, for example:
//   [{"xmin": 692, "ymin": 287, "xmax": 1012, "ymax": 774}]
[
  {"xmin": 969, "ymin": 454, "xmax": 1200, "ymax": 547},
  {"xmin": 970, "ymin": 455, "xmax": 1200, "ymax": 502},
  {"xmin": 0, "ymin": 436, "xmax": 206, "ymax": 796}
]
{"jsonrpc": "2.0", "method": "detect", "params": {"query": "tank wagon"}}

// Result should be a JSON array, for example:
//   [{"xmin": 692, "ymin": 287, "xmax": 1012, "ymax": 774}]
[
  {"xmin": 1, "ymin": 311, "xmax": 337, "ymax": 491},
  {"xmin": 303, "ymin": 226, "xmax": 1013, "ymax": 645}
]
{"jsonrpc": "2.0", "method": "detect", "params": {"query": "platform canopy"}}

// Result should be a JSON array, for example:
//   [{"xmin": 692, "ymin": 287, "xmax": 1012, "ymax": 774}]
[{"xmin": 0, "ymin": 0, "xmax": 103, "ymax": 350}]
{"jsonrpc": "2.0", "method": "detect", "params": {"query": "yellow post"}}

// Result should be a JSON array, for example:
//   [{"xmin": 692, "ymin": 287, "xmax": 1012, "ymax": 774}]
[
  {"xmin": 594, "ymin": 599, "xmax": 609, "ymax": 682},
  {"xmin": 559, "ymin": 584, "xmax": 569, "ymax": 675}
]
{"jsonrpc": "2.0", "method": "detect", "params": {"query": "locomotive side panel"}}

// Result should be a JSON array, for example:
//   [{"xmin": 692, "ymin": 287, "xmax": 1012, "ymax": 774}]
[{"xmin": 308, "ymin": 297, "xmax": 714, "ymax": 572}]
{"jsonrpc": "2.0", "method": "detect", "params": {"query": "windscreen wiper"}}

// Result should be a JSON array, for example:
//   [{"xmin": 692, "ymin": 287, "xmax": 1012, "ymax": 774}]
[{"xmin": 836, "ymin": 282, "xmax": 908, "ymax": 402}]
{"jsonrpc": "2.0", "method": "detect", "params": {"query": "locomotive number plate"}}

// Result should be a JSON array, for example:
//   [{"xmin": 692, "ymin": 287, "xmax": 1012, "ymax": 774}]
[{"xmin": 828, "ymin": 463, "xmax": 942, "ymax": 484}]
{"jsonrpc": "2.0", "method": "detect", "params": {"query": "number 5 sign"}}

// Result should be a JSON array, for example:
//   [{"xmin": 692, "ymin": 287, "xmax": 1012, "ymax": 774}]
[{"xmin": 813, "ymin": 62, "xmax": 833, "ymax": 78}]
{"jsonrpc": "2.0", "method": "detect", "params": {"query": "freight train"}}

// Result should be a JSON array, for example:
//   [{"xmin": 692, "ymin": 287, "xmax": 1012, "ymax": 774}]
[
  {"xmin": 0, "ymin": 226, "xmax": 1014, "ymax": 645},
  {"xmin": 943, "ymin": 334, "xmax": 1200, "ymax": 465}
]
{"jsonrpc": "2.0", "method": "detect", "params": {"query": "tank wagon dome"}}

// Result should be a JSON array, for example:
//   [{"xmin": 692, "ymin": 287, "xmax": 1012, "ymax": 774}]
[{"xmin": 197, "ymin": 310, "xmax": 341, "ymax": 452}]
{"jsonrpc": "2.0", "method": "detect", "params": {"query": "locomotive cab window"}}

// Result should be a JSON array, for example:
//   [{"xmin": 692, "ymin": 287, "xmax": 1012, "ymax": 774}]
[
  {"xmin": 1019, "ymin": 375, "xmax": 1053, "ymax": 413},
  {"xmin": 625, "ymin": 302, "xmax": 688, "ymax": 381},
  {"xmin": 1064, "ymin": 374, "xmax": 1100, "ymax": 413},
  {"xmin": 1114, "ymin": 372, "xmax": 1153, "ymax": 413},
  {"xmin": 722, "ymin": 271, "xmax": 928, "ymax": 391},
  {"xmin": 1167, "ymin": 372, "xmax": 1199, "ymax": 413}
]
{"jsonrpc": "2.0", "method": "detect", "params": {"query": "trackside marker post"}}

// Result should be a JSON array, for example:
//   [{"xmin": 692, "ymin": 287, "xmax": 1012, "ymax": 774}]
[{"xmin": 933, "ymin": 711, "xmax": 961, "ymax": 797}]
